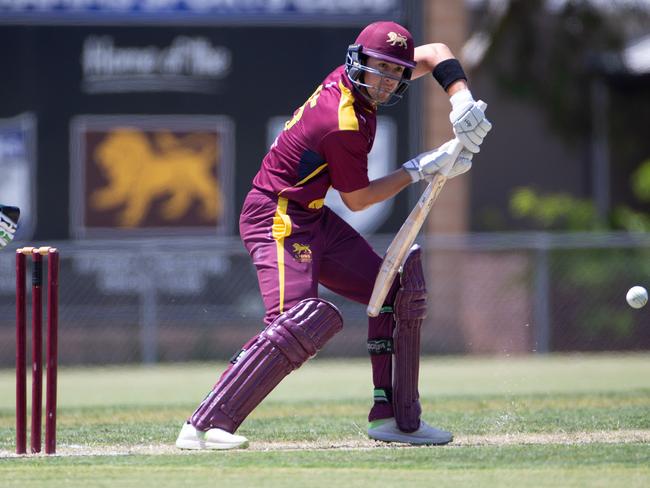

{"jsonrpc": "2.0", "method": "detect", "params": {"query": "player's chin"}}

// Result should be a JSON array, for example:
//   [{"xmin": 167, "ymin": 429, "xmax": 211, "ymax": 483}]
[{"xmin": 371, "ymin": 90, "xmax": 392, "ymax": 104}]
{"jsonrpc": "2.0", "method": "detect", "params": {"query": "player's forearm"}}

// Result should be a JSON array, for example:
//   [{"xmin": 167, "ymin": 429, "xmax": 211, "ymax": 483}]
[
  {"xmin": 412, "ymin": 43, "xmax": 456, "ymax": 79},
  {"xmin": 340, "ymin": 169, "xmax": 412, "ymax": 212},
  {"xmin": 412, "ymin": 43, "xmax": 468, "ymax": 95},
  {"xmin": 367, "ymin": 168, "xmax": 413, "ymax": 204}
]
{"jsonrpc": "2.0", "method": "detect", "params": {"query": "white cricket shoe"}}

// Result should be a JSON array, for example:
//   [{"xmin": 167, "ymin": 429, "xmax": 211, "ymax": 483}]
[
  {"xmin": 368, "ymin": 418, "xmax": 453, "ymax": 445},
  {"xmin": 175, "ymin": 422, "xmax": 249, "ymax": 450}
]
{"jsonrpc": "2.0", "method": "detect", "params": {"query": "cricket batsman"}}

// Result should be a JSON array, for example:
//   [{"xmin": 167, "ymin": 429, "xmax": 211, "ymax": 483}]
[
  {"xmin": 0, "ymin": 205, "xmax": 20, "ymax": 249},
  {"xmin": 176, "ymin": 21, "xmax": 491, "ymax": 450}
]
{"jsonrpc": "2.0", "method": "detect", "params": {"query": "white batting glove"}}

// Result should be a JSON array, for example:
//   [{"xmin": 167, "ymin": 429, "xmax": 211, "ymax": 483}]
[
  {"xmin": 449, "ymin": 90, "xmax": 492, "ymax": 153},
  {"xmin": 0, "ymin": 205, "xmax": 20, "ymax": 249},
  {"xmin": 402, "ymin": 139, "xmax": 458, "ymax": 183},
  {"xmin": 446, "ymin": 148, "xmax": 473, "ymax": 179}
]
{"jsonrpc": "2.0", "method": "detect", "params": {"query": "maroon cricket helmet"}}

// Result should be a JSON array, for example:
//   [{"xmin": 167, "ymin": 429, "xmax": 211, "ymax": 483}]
[
  {"xmin": 345, "ymin": 21, "xmax": 416, "ymax": 106},
  {"xmin": 354, "ymin": 21, "xmax": 416, "ymax": 69}
]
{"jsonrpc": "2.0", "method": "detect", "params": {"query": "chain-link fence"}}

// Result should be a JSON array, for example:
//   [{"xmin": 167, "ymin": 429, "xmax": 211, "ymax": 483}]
[{"xmin": 1, "ymin": 233, "xmax": 648, "ymax": 366}]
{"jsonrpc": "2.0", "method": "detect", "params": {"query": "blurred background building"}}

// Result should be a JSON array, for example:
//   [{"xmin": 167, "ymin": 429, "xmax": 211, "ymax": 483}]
[{"xmin": 0, "ymin": 0, "xmax": 649, "ymax": 365}]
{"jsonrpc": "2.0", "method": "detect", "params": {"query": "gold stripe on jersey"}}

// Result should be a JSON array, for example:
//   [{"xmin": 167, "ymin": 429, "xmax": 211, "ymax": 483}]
[
  {"xmin": 338, "ymin": 81, "xmax": 359, "ymax": 131},
  {"xmin": 272, "ymin": 196, "xmax": 292, "ymax": 314},
  {"xmin": 278, "ymin": 163, "xmax": 328, "ymax": 195},
  {"xmin": 294, "ymin": 163, "xmax": 328, "ymax": 187},
  {"xmin": 307, "ymin": 199, "xmax": 325, "ymax": 209}
]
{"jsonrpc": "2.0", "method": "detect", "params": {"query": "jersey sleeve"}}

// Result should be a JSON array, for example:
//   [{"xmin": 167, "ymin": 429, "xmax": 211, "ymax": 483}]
[{"xmin": 320, "ymin": 130, "xmax": 370, "ymax": 193}]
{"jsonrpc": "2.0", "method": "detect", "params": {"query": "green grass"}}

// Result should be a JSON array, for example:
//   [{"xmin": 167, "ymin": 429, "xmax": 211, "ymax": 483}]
[{"xmin": 1, "ymin": 354, "xmax": 649, "ymax": 487}]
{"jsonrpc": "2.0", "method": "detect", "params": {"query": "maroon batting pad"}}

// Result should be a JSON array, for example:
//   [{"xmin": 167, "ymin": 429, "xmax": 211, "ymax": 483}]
[
  {"xmin": 191, "ymin": 298, "xmax": 343, "ymax": 433},
  {"xmin": 392, "ymin": 245, "xmax": 426, "ymax": 432}
]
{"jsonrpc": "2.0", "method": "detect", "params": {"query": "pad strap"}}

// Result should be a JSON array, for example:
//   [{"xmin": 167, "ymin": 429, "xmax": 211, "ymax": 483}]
[
  {"xmin": 367, "ymin": 338, "xmax": 394, "ymax": 355},
  {"xmin": 373, "ymin": 387, "xmax": 392, "ymax": 404}
]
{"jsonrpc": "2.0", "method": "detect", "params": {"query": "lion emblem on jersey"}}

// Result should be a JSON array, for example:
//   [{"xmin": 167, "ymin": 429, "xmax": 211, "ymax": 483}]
[
  {"xmin": 91, "ymin": 129, "xmax": 221, "ymax": 227},
  {"xmin": 386, "ymin": 32, "xmax": 408, "ymax": 49},
  {"xmin": 292, "ymin": 243, "xmax": 313, "ymax": 264}
]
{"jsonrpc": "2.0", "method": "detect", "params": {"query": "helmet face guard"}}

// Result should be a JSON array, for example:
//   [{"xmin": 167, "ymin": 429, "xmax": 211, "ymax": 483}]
[{"xmin": 345, "ymin": 44, "xmax": 413, "ymax": 107}]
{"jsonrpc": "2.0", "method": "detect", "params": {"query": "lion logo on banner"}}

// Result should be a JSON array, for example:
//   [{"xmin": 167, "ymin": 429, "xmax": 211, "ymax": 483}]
[{"xmin": 91, "ymin": 129, "xmax": 221, "ymax": 227}]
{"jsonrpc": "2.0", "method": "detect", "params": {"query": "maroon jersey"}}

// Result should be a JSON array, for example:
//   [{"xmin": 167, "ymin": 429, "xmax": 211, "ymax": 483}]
[{"xmin": 252, "ymin": 65, "xmax": 377, "ymax": 211}]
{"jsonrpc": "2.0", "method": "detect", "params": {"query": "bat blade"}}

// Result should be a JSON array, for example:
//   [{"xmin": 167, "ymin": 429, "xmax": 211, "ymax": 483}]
[
  {"xmin": 366, "ymin": 137, "xmax": 467, "ymax": 317},
  {"xmin": 366, "ymin": 173, "xmax": 448, "ymax": 316}
]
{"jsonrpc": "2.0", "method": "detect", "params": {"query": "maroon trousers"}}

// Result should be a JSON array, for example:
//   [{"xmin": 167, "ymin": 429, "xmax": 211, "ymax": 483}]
[{"xmin": 239, "ymin": 189, "xmax": 395, "ymax": 421}]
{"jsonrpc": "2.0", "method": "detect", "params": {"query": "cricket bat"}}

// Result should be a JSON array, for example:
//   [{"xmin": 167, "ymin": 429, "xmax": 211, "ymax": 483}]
[
  {"xmin": 366, "ymin": 101, "xmax": 486, "ymax": 317},
  {"xmin": 366, "ymin": 141, "xmax": 461, "ymax": 317}
]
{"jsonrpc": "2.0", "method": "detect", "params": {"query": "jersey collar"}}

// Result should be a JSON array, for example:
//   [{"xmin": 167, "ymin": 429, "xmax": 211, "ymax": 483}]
[{"xmin": 340, "ymin": 67, "xmax": 377, "ymax": 113}]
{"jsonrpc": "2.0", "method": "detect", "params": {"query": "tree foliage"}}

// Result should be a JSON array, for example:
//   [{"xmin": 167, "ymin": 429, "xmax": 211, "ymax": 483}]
[
  {"xmin": 481, "ymin": 0, "xmax": 625, "ymax": 142},
  {"xmin": 509, "ymin": 159, "xmax": 650, "ymax": 232}
]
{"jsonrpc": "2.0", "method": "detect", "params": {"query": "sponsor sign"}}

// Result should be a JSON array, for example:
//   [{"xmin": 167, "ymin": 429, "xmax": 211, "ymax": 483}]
[
  {"xmin": 82, "ymin": 35, "xmax": 232, "ymax": 94},
  {"xmin": 70, "ymin": 115, "xmax": 234, "ymax": 238},
  {"xmin": 0, "ymin": 0, "xmax": 401, "ymax": 25}
]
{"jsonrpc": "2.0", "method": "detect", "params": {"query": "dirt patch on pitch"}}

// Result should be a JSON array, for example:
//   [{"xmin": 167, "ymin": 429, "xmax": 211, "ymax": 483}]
[
  {"xmin": 2, "ymin": 430, "xmax": 648, "ymax": 458},
  {"xmin": 456, "ymin": 430, "xmax": 650, "ymax": 446}
]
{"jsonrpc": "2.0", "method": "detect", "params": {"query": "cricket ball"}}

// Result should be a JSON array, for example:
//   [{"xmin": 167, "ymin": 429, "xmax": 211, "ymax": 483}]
[{"xmin": 626, "ymin": 286, "xmax": 648, "ymax": 309}]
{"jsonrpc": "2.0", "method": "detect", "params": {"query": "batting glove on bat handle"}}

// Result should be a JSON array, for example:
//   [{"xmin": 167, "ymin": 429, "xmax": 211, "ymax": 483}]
[
  {"xmin": 435, "ymin": 148, "xmax": 473, "ymax": 181},
  {"xmin": 402, "ymin": 139, "xmax": 460, "ymax": 183}
]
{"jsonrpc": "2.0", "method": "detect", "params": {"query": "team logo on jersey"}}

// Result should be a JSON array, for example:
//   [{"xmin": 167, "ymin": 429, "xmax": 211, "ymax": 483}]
[
  {"xmin": 387, "ymin": 32, "xmax": 408, "ymax": 49},
  {"xmin": 292, "ymin": 243, "xmax": 313, "ymax": 264}
]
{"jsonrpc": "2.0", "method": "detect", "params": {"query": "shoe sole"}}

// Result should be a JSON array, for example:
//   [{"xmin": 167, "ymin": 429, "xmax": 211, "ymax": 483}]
[
  {"xmin": 176, "ymin": 439, "xmax": 249, "ymax": 450},
  {"xmin": 368, "ymin": 432, "xmax": 453, "ymax": 446}
]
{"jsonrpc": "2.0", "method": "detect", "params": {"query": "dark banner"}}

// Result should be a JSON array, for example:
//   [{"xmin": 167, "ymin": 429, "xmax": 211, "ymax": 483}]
[
  {"xmin": 0, "ymin": 0, "xmax": 402, "ymax": 25},
  {"xmin": 0, "ymin": 25, "xmax": 411, "ymax": 240}
]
